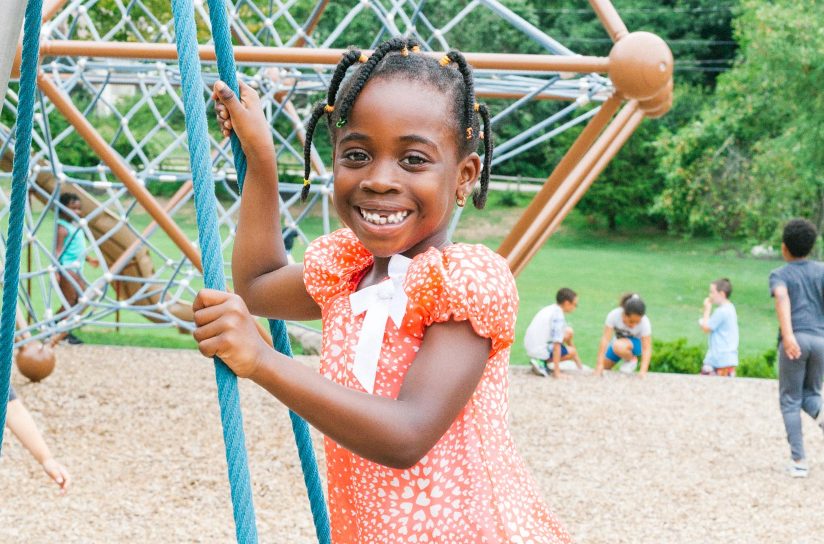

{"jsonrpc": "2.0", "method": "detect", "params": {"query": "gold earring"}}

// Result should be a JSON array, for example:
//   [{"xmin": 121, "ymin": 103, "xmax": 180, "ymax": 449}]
[{"xmin": 456, "ymin": 194, "xmax": 466, "ymax": 207}]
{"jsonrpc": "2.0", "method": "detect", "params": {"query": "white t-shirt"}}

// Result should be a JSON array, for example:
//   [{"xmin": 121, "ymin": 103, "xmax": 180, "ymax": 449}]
[
  {"xmin": 605, "ymin": 307, "xmax": 651, "ymax": 339},
  {"xmin": 524, "ymin": 304, "xmax": 567, "ymax": 360}
]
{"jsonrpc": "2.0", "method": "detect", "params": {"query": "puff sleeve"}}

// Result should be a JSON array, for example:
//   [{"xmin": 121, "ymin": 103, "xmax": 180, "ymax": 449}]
[
  {"xmin": 403, "ymin": 244, "xmax": 518, "ymax": 356},
  {"xmin": 303, "ymin": 229, "xmax": 373, "ymax": 308}
]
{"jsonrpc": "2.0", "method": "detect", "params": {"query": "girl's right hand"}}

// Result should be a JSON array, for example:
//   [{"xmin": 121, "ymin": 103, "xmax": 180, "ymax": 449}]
[
  {"xmin": 212, "ymin": 80, "xmax": 273, "ymax": 156},
  {"xmin": 193, "ymin": 289, "xmax": 270, "ymax": 378}
]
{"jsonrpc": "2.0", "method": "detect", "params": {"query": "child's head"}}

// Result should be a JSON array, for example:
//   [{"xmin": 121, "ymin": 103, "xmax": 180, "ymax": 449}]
[
  {"xmin": 619, "ymin": 293, "xmax": 646, "ymax": 327},
  {"xmin": 302, "ymin": 38, "xmax": 493, "ymax": 258},
  {"xmin": 781, "ymin": 218, "xmax": 818, "ymax": 259},
  {"xmin": 555, "ymin": 287, "xmax": 578, "ymax": 313},
  {"xmin": 58, "ymin": 192, "xmax": 81, "ymax": 219},
  {"xmin": 709, "ymin": 278, "xmax": 732, "ymax": 303}
]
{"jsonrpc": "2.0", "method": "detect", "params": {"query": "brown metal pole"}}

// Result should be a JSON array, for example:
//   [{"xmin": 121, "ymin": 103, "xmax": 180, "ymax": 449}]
[
  {"xmin": 292, "ymin": 0, "xmax": 330, "ymax": 48},
  {"xmin": 39, "ymin": 40, "xmax": 612, "ymax": 73},
  {"xmin": 37, "ymin": 71, "xmax": 203, "ymax": 270},
  {"xmin": 513, "ymin": 107, "xmax": 645, "ymax": 275},
  {"xmin": 506, "ymin": 100, "xmax": 639, "ymax": 275},
  {"xmin": 588, "ymin": 0, "xmax": 629, "ymax": 42},
  {"xmin": 498, "ymin": 94, "xmax": 622, "ymax": 258}
]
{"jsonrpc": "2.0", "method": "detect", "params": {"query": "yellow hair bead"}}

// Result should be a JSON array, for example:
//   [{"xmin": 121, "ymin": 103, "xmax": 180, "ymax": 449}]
[
  {"xmin": 439, "ymin": 55, "xmax": 450, "ymax": 67},
  {"xmin": 411, "ymin": 45, "xmax": 421, "ymax": 53},
  {"xmin": 303, "ymin": 178, "xmax": 311, "ymax": 186},
  {"xmin": 358, "ymin": 54, "xmax": 368, "ymax": 63},
  {"xmin": 401, "ymin": 46, "xmax": 409, "ymax": 57},
  {"xmin": 465, "ymin": 127, "xmax": 473, "ymax": 140},
  {"xmin": 324, "ymin": 104, "xmax": 335, "ymax": 113},
  {"xmin": 473, "ymin": 102, "xmax": 480, "ymax": 112}
]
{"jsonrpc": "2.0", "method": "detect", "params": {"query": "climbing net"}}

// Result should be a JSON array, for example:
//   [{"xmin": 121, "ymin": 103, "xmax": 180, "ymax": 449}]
[{"xmin": 0, "ymin": 0, "xmax": 613, "ymax": 344}]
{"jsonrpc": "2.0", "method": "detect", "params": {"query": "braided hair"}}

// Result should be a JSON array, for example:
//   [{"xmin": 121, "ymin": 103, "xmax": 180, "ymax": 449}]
[{"xmin": 301, "ymin": 37, "xmax": 494, "ymax": 208}]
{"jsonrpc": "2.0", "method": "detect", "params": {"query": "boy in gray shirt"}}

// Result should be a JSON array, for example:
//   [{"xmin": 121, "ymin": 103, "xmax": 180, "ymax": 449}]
[{"xmin": 769, "ymin": 219, "xmax": 824, "ymax": 478}]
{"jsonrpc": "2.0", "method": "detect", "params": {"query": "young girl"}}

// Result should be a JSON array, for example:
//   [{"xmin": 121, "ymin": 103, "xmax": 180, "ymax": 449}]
[
  {"xmin": 594, "ymin": 293, "xmax": 652, "ymax": 377},
  {"xmin": 54, "ymin": 191, "xmax": 99, "ymax": 344},
  {"xmin": 195, "ymin": 38, "xmax": 570, "ymax": 542}
]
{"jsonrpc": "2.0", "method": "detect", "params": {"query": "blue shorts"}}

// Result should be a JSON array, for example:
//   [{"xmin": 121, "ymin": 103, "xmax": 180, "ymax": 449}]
[
  {"xmin": 605, "ymin": 337, "xmax": 642, "ymax": 362},
  {"xmin": 547, "ymin": 343, "xmax": 569, "ymax": 358}
]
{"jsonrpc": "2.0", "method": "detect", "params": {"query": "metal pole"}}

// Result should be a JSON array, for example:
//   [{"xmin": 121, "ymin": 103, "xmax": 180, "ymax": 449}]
[
  {"xmin": 38, "ymin": 40, "xmax": 612, "ymax": 73},
  {"xmin": 588, "ymin": 0, "xmax": 629, "ymax": 42}
]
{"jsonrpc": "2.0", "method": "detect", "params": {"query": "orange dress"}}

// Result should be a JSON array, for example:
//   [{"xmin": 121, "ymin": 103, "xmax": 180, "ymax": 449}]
[{"xmin": 304, "ymin": 229, "xmax": 571, "ymax": 544}]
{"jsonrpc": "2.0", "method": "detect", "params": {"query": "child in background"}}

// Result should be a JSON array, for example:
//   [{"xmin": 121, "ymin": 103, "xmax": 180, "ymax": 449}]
[
  {"xmin": 524, "ymin": 287, "xmax": 583, "ymax": 378},
  {"xmin": 769, "ymin": 219, "xmax": 824, "ymax": 478},
  {"xmin": 54, "ymin": 191, "xmax": 99, "ymax": 345},
  {"xmin": 4, "ymin": 385, "xmax": 70, "ymax": 493},
  {"xmin": 699, "ymin": 278, "xmax": 739, "ymax": 377},
  {"xmin": 595, "ymin": 293, "xmax": 652, "ymax": 377},
  {"xmin": 196, "ymin": 38, "xmax": 570, "ymax": 542}
]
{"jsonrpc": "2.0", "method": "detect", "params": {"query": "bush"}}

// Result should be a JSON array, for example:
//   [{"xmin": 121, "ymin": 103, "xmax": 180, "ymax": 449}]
[
  {"xmin": 738, "ymin": 347, "xmax": 777, "ymax": 379},
  {"xmin": 649, "ymin": 338, "xmax": 703, "ymax": 374}
]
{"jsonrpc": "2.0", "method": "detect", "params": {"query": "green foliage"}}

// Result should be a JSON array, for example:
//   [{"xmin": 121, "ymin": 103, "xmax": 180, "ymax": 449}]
[
  {"xmin": 649, "ymin": 338, "xmax": 704, "ymax": 374},
  {"xmin": 656, "ymin": 0, "xmax": 824, "ymax": 241},
  {"xmin": 738, "ymin": 347, "xmax": 777, "ymax": 378}
]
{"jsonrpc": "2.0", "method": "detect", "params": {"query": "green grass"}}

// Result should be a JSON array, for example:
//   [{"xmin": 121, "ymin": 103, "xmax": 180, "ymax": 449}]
[
  {"xmin": 7, "ymin": 184, "xmax": 782, "ymax": 364},
  {"xmin": 452, "ymin": 208, "xmax": 780, "ymax": 366}
]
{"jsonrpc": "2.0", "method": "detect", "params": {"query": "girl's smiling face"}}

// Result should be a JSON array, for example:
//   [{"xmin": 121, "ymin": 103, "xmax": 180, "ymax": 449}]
[{"xmin": 332, "ymin": 77, "xmax": 480, "ymax": 259}]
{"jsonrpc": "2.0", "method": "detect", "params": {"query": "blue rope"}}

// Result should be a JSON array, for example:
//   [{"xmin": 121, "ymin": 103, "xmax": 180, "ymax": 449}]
[
  {"xmin": 203, "ymin": 2, "xmax": 331, "ymax": 542},
  {"xmin": 0, "ymin": 0, "xmax": 43, "ymax": 454},
  {"xmin": 170, "ymin": 2, "xmax": 258, "ymax": 542}
]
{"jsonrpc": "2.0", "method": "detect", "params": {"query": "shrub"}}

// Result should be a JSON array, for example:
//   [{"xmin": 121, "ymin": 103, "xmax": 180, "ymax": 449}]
[
  {"xmin": 649, "ymin": 338, "xmax": 703, "ymax": 374},
  {"xmin": 738, "ymin": 347, "xmax": 777, "ymax": 379}
]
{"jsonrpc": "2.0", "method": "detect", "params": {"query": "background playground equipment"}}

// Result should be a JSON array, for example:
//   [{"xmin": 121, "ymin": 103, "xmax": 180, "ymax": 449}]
[{"xmin": 0, "ymin": 0, "xmax": 672, "ymax": 370}]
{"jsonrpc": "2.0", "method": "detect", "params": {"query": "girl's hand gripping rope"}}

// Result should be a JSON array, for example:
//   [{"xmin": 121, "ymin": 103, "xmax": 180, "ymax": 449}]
[{"xmin": 212, "ymin": 80, "xmax": 273, "ymax": 158}]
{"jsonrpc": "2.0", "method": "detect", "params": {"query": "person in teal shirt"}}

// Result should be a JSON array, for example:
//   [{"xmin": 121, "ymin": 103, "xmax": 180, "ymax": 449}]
[{"xmin": 54, "ymin": 191, "xmax": 98, "ymax": 344}]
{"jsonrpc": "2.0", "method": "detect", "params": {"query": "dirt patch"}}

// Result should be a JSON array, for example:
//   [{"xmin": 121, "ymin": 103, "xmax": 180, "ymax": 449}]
[{"xmin": 2, "ymin": 345, "xmax": 822, "ymax": 543}]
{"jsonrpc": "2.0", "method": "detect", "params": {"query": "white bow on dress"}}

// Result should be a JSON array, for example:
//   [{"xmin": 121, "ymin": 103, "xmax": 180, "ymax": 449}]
[{"xmin": 348, "ymin": 254, "xmax": 412, "ymax": 393}]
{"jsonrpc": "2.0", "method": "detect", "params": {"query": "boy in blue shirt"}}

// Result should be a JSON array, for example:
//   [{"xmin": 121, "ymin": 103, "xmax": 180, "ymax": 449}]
[
  {"xmin": 769, "ymin": 219, "xmax": 824, "ymax": 478},
  {"xmin": 699, "ymin": 278, "xmax": 739, "ymax": 377}
]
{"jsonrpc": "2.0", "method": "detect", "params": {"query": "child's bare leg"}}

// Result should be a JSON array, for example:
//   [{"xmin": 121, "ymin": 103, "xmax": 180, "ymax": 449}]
[
  {"xmin": 563, "ymin": 328, "xmax": 583, "ymax": 368},
  {"xmin": 612, "ymin": 338, "xmax": 635, "ymax": 361}
]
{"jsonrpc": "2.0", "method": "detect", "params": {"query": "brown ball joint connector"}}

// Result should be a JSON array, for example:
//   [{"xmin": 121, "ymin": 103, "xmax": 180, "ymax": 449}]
[
  {"xmin": 16, "ymin": 342, "xmax": 57, "ymax": 382},
  {"xmin": 640, "ymin": 78, "xmax": 674, "ymax": 119},
  {"xmin": 608, "ymin": 31, "xmax": 674, "ymax": 109}
]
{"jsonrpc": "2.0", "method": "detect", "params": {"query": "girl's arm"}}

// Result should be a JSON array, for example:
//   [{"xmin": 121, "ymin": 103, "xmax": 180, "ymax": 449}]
[
  {"xmin": 213, "ymin": 81, "xmax": 320, "ymax": 321},
  {"xmin": 639, "ymin": 335, "xmax": 653, "ymax": 377},
  {"xmin": 5, "ymin": 399, "xmax": 70, "ymax": 492},
  {"xmin": 54, "ymin": 225, "xmax": 67, "ymax": 260},
  {"xmin": 193, "ymin": 289, "xmax": 490, "ymax": 469},
  {"xmin": 773, "ymin": 285, "xmax": 800, "ymax": 359},
  {"xmin": 594, "ymin": 325, "xmax": 613, "ymax": 376}
]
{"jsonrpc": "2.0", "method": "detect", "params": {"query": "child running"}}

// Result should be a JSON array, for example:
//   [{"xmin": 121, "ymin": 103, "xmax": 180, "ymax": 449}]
[
  {"xmin": 769, "ymin": 219, "xmax": 824, "ymax": 478},
  {"xmin": 594, "ymin": 293, "xmax": 652, "ymax": 377},
  {"xmin": 524, "ymin": 287, "xmax": 583, "ymax": 378},
  {"xmin": 196, "ymin": 38, "xmax": 570, "ymax": 542},
  {"xmin": 699, "ymin": 278, "xmax": 739, "ymax": 377}
]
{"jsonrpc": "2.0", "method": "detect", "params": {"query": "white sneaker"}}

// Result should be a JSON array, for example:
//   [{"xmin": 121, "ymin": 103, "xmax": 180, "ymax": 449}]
[
  {"xmin": 529, "ymin": 359, "xmax": 549, "ymax": 378},
  {"xmin": 787, "ymin": 460, "xmax": 809, "ymax": 478},
  {"xmin": 618, "ymin": 358, "xmax": 638, "ymax": 374}
]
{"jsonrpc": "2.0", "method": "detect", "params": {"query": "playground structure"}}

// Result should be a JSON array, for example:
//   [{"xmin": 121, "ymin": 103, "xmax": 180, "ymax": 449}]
[{"xmin": 0, "ymin": 0, "xmax": 672, "ymax": 359}]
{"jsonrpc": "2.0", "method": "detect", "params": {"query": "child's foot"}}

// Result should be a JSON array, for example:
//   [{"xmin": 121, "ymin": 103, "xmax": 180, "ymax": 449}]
[
  {"xmin": 529, "ymin": 359, "xmax": 549, "ymax": 378},
  {"xmin": 618, "ymin": 358, "xmax": 638, "ymax": 374},
  {"xmin": 786, "ymin": 460, "xmax": 809, "ymax": 478},
  {"xmin": 65, "ymin": 332, "xmax": 84, "ymax": 345}
]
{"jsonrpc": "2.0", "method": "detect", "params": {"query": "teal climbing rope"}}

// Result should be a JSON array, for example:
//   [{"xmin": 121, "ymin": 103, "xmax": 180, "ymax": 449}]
[
  {"xmin": 170, "ymin": 1, "xmax": 258, "ymax": 541},
  {"xmin": 0, "ymin": 0, "xmax": 42, "ymax": 453},
  {"xmin": 202, "ymin": 1, "xmax": 331, "ymax": 542},
  {"xmin": 170, "ymin": 1, "xmax": 329, "ymax": 542}
]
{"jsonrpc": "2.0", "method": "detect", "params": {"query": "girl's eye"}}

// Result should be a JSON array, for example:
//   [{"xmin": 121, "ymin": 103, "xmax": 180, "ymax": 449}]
[
  {"xmin": 403, "ymin": 155, "xmax": 428, "ymax": 166},
  {"xmin": 343, "ymin": 151, "xmax": 369, "ymax": 162}
]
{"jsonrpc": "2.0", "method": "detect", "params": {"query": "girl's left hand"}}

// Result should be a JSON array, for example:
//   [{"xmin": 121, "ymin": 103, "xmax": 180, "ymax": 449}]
[
  {"xmin": 193, "ymin": 289, "xmax": 269, "ymax": 378},
  {"xmin": 41, "ymin": 458, "xmax": 70, "ymax": 494}
]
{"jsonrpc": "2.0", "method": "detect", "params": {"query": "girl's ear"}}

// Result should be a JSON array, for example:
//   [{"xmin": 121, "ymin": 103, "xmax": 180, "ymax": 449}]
[{"xmin": 456, "ymin": 152, "xmax": 481, "ymax": 203}]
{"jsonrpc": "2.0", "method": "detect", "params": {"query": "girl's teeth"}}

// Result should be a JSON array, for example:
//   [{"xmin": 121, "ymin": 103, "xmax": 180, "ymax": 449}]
[{"xmin": 360, "ymin": 209, "xmax": 408, "ymax": 225}]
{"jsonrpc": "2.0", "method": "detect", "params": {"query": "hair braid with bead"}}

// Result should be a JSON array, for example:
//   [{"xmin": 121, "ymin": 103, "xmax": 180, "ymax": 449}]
[{"xmin": 301, "ymin": 37, "xmax": 493, "ymax": 209}]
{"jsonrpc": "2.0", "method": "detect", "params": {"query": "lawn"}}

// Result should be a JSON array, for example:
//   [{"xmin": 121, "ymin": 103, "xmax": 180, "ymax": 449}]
[{"xmin": 6, "ymin": 186, "xmax": 784, "ymax": 364}]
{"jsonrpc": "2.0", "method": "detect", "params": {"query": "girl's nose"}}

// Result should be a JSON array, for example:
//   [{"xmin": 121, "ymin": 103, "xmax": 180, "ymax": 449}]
[{"xmin": 359, "ymin": 163, "xmax": 401, "ymax": 193}]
